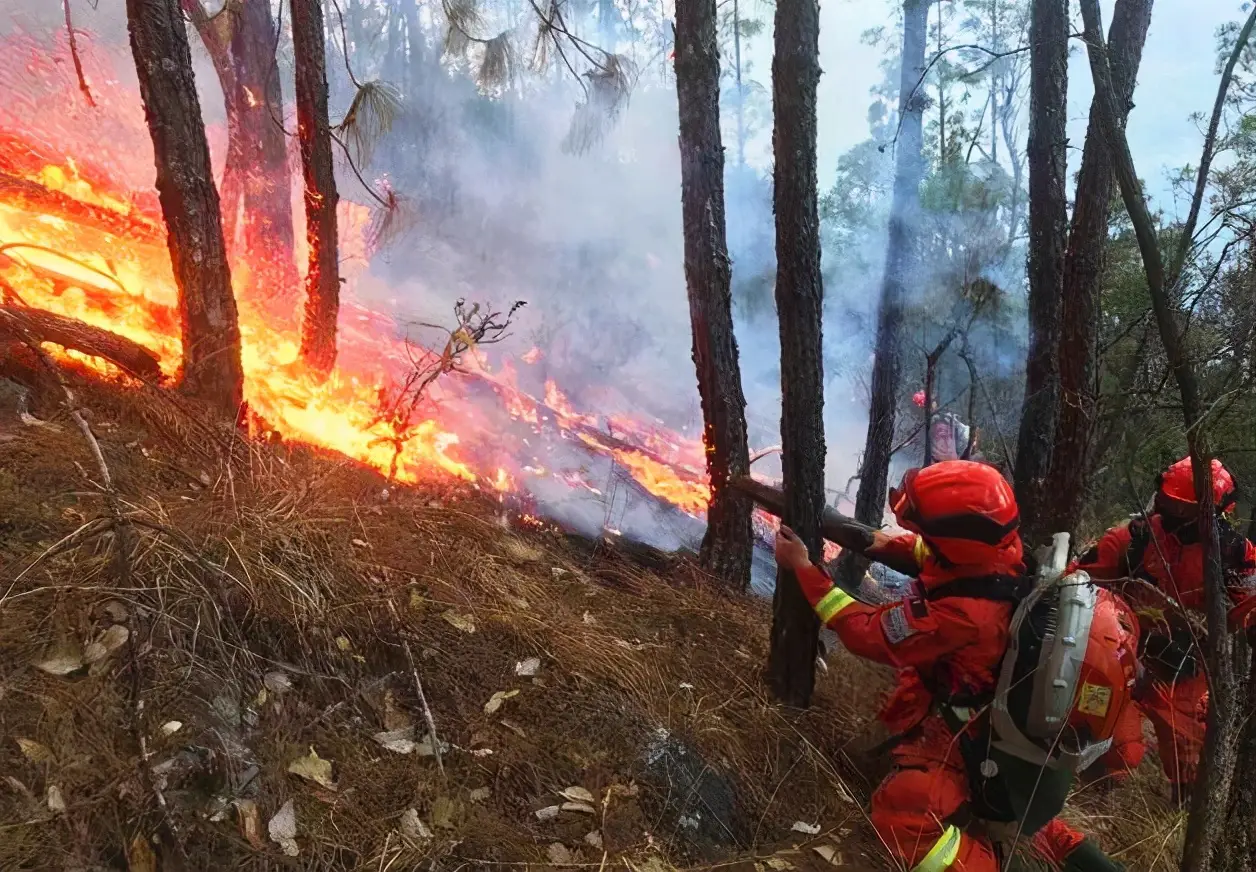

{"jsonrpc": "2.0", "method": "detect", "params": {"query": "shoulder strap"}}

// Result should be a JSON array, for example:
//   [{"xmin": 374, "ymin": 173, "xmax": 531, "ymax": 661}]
[{"xmin": 923, "ymin": 574, "xmax": 1030, "ymax": 604}]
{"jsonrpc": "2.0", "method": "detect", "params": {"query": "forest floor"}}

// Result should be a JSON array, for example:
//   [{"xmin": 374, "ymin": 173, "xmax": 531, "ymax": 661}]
[{"xmin": 0, "ymin": 372, "xmax": 1186, "ymax": 871}]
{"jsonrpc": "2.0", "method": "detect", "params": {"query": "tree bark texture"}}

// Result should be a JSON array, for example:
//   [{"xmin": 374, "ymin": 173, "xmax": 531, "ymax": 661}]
[
  {"xmin": 674, "ymin": 0, "xmax": 754, "ymax": 588},
  {"xmin": 766, "ymin": 0, "xmax": 823, "ymax": 707},
  {"xmin": 293, "ymin": 0, "xmax": 341, "ymax": 377},
  {"xmin": 1013, "ymin": 0, "xmax": 1068, "ymax": 550},
  {"xmin": 839, "ymin": 0, "xmax": 928, "ymax": 591},
  {"xmin": 1079, "ymin": 2, "xmax": 1243, "ymax": 867},
  {"xmin": 127, "ymin": 0, "xmax": 243, "ymax": 417},
  {"xmin": 1044, "ymin": 0, "xmax": 1152, "ymax": 538}
]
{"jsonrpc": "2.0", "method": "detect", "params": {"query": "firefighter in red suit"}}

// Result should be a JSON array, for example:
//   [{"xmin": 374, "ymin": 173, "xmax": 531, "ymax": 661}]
[
  {"xmin": 1072, "ymin": 456, "xmax": 1256, "ymax": 801},
  {"xmin": 776, "ymin": 460, "xmax": 1126, "ymax": 871}
]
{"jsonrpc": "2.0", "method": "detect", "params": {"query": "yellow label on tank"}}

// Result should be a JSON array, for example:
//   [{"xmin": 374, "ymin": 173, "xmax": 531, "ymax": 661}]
[{"xmin": 1077, "ymin": 682, "xmax": 1112, "ymax": 717}]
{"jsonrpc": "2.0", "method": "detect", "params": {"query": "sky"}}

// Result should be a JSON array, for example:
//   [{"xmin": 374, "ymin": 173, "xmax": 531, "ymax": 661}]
[{"xmin": 744, "ymin": 0, "xmax": 1251, "ymax": 214}]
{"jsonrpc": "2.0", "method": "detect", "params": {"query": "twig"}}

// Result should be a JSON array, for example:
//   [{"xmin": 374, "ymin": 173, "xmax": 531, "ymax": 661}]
[
  {"xmin": 327, "ymin": 0, "xmax": 368, "ymax": 89},
  {"xmin": 891, "ymin": 42, "xmax": 1029, "ymax": 148},
  {"xmin": 306, "ymin": 670, "xmax": 402, "ymax": 729},
  {"xmin": 1167, "ymin": 2, "xmax": 1256, "ymax": 290},
  {"xmin": 388, "ymin": 600, "xmax": 445, "ymax": 779},
  {"xmin": 62, "ymin": 0, "xmax": 96, "ymax": 108}
]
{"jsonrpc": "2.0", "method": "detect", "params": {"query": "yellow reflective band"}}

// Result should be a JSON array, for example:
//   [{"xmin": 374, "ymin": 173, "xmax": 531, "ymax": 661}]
[
  {"xmin": 815, "ymin": 587, "xmax": 855, "ymax": 624},
  {"xmin": 913, "ymin": 825, "xmax": 963, "ymax": 872},
  {"xmin": 913, "ymin": 535, "xmax": 931, "ymax": 569}
]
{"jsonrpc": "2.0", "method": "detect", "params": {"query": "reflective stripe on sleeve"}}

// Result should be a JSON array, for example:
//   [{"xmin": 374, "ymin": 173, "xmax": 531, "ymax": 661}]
[
  {"xmin": 814, "ymin": 587, "xmax": 855, "ymax": 624},
  {"xmin": 913, "ymin": 535, "xmax": 931, "ymax": 568},
  {"xmin": 912, "ymin": 825, "xmax": 963, "ymax": 872}
]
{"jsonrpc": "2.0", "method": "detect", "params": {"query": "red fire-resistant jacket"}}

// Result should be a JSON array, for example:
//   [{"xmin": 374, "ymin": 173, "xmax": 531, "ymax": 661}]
[
  {"xmin": 795, "ymin": 556, "xmax": 1013, "ymax": 708},
  {"xmin": 1072, "ymin": 515, "xmax": 1256, "ymax": 611}
]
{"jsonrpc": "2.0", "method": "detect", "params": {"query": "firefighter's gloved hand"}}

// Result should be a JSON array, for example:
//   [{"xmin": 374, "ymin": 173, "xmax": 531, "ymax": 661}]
[
  {"xmin": 1062, "ymin": 839, "xmax": 1125, "ymax": 872},
  {"xmin": 774, "ymin": 526, "xmax": 812, "ymax": 573},
  {"xmin": 776, "ymin": 525, "xmax": 859, "ymax": 592}
]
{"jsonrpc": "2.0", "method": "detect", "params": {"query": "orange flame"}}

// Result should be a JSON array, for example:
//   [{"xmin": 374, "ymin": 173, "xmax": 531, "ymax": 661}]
[{"xmin": 0, "ymin": 37, "xmax": 724, "ymax": 528}]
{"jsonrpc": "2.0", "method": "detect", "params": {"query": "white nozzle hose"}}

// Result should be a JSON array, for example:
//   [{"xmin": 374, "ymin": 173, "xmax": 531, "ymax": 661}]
[{"xmin": 1048, "ymin": 532, "xmax": 1071, "ymax": 575}]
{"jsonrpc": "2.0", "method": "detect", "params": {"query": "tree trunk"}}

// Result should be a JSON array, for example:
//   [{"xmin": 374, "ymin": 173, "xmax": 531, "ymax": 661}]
[
  {"xmin": 1078, "ymin": 2, "xmax": 1251, "ymax": 866},
  {"xmin": 1044, "ymin": 0, "xmax": 1152, "ymax": 538},
  {"xmin": 127, "ymin": 0, "xmax": 243, "ymax": 417},
  {"xmin": 839, "ymin": 0, "xmax": 928, "ymax": 589},
  {"xmin": 766, "ymin": 0, "xmax": 822, "ymax": 707},
  {"xmin": 1013, "ymin": 0, "xmax": 1068, "ymax": 550},
  {"xmin": 183, "ymin": 0, "xmax": 297, "ymax": 301},
  {"xmin": 598, "ymin": 0, "xmax": 617, "ymax": 45},
  {"xmin": 922, "ymin": 327, "xmax": 959, "ymax": 467},
  {"xmin": 733, "ymin": 0, "xmax": 746, "ymax": 167},
  {"xmin": 404, "ymin": 0, "xmax": 427, "ymax": 102},
  {"xmin": 1222, "ymin": 635, "xmax": 1256, "ymax": 870},
  {"xmin": 674, "ymin": 0, "xmax": 754, "ymax": 588},
  {"xmin": 233, "ymin": 0, "xmax": 298, "ymax": 300},
  {"xmin": 293, "ymin": 0, "xmax": 341, "ymax": 377}
]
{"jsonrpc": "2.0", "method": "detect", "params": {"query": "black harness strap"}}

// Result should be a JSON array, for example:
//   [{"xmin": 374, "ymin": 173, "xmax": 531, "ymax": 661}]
[{"xmin": 922, "ymin": 574, "xmax": 1031, "ymax": 605}]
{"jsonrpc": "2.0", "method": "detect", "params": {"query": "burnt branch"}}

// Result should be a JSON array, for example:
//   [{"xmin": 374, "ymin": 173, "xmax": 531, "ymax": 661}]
[{"xmin": 368, "ymin": 299, "xmax": 525, "ymax": 479}]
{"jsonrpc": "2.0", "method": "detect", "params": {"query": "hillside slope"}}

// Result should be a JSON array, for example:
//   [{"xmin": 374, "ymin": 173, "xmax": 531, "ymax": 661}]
[{"xmin": 0, "ymin": 375, "xmax": 1183, "ymax": 871}]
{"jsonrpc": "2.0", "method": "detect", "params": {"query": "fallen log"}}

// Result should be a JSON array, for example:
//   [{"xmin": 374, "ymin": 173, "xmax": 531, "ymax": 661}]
[
  {"xmin": 0, "ymin": 306, "xmax": 163, "ymax": 381},
  {"xmin": 0, "ymin": 170, "xmax": 166, "ymax": 245},
  {"xmin": 730, "ymin": 475, "xmax": 919, "ymax": 576}
]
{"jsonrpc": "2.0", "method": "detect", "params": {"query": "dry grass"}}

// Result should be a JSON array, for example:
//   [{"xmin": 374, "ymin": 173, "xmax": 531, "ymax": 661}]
[
  {"xmin": 0, "ymin": 376, "xmax": 884, "ymax": 872},
  {"xmin": 0, "ymin": 373, "xmax": 1190, "ymax": 871}
]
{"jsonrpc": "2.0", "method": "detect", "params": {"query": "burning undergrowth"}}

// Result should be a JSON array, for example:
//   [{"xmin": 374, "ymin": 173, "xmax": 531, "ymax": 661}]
[
  {"xmin": 0, "ymin": 20, "xmax": 738, "ymax": 557},
  {"xmin": 0, "ymin": 115, "xmax": 724, "ymax": 549},
  {"xmin": 0, "ymin": 378, "xmax": 880, "ymax": 870}
]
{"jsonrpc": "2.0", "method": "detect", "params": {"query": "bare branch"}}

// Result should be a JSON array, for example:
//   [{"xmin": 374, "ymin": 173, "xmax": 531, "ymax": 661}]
[
  {"xmin": 63, "ymin": 0, "xmax": 96, "ymax": 108},
  {"xmin": 1167, "ymin": 3, "xmax": 1256, "ymax": 289},
  {"xmin": 367, "ymin": 300, "xmax": 525, "ymax": 480}
]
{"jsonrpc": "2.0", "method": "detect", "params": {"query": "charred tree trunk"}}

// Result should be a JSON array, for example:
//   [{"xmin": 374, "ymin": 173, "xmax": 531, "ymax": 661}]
[
  {"xmin": 1044, "ymin": 0, "xmax": 1152, "ymax": 538},
  {"xmin": 839, "ymin": 0, "xmax": 928, "ymax": 589},
  {"xmin": 0, "ymin": 306, "xmax": 162, "ymax": 381},
  {"xmin": 766, "ymin": 0, "xmax": 823, "ymax": 707},
  {"xmin": 233, "ymin": 0, "xmax": 298, "ymax": 299},
  {"xmin": 183, "ymin": 0, "xmax": 297, "ymax": 300},
  {"xmin": 127, "ymin": 0, "xmax": 243, "ymax": 417},
  {"xmin": 293, "ymin": 0, "xmax": 341, "ymax": 377},
  {"xmin": 674, "ymin": 0, "xmax": 754, "ymax": 587},
  {"xmin": 1013, "ymin": 0, "xmax": 1068, "ymax": 550}
]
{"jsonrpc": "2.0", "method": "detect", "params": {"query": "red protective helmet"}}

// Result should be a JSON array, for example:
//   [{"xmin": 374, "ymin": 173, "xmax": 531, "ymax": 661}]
[
  {"xmin": 889, "ymin": 460, "xmax": 1023, "ymax": 576},
  {"xmin": 1155, "ymin": 456, "xmax": 1237, "ymax": 517}
]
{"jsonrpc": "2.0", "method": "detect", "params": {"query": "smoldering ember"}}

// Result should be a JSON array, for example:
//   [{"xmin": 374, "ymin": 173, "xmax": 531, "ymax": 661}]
[{"xmin": 2, "ymin": 0, "xmax": 1255, "ymax": 869}]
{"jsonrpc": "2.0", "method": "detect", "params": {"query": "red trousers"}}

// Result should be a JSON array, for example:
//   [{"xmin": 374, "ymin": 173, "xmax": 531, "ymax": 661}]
[
  {"xmin": 870, "ymin": 715, "xmax": 1086, "ymax": 871},
  {"xmin": 1099, "ymin": 671, "xmax": 1208, "ymax": 787}
]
